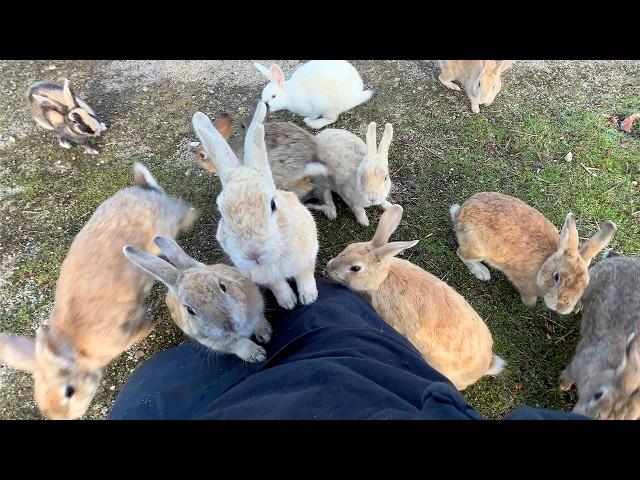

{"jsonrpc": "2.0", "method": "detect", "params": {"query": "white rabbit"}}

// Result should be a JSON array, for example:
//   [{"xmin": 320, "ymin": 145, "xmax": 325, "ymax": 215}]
[
  {"xmin": 254, "ymin": 60, "xmax": 372, "ymax": 129},
  {"xmin": 192, "ymin": 101, "xmax": 319, "ymax": 310}
]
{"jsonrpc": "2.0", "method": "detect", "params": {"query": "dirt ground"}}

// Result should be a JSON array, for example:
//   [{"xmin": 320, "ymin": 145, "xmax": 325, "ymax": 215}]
[{"xmin": 0, "ymin": 60, "xmax": 638, "ymax": 419}]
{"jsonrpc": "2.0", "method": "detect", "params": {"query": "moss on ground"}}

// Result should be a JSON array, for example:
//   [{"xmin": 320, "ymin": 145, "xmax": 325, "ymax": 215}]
[{"xmin": 0, "ymin": 60, "xmax": 638, "ymax": 419}]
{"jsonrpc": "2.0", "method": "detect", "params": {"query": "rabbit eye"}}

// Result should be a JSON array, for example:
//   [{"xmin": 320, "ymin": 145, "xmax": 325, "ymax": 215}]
[
  {"xmin": 350, "ymin": 265, "xmax": 361, "ymax": 272},
  {"xmin": 185, "ymin": 306, "xmax": 196, "ymax": 316},
  {"xmin": 594, "ymin": 391, "xmax": 604, "ymax": 401},
  {"xmin": 271, "ymin": 94, "xmax": 276, "ymax": 99},
  {"xmin": 271, "ymin": 199, "xmax": 277, "ymax": 213},
  {"xmin": 552, "ymin": 271, "xmax": 560, "ymax": 286},
  {"xmin": 65, "ymin": 386, "xmax": 75, "ymax": 398},
  {"xmin": 219, "ymin": 281, "xmax": 227, "ymax": 293}
]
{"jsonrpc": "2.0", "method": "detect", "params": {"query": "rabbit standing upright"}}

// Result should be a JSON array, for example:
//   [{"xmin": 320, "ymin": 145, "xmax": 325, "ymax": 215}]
[
  {"xmin": 195, "ymin": 108, "xmax": 336, "ymax": 219},
  {"xmin": 438, "ymin": 61, "xmax": 513, "ymax": 113},
  {"xmin": 0, "ymin": 165, "xmax": 196, "ymax": 419},
  {"xmin": 27, "ymin": 78, "xmax": 107, "ymax": 154},
  {"xmin": 327, "ymin": 205, "xmax": 504, "ymax": 390},
  {"xmin": 192, "ymin": 102, "xmax": 319, "ymax": 310},
  {"xmin": 124, "ymin": 236, "xmax": 272, "ymax": 362},
  {"xmin": 254, "ymin": 60, "xmax": 372, "ymax": 129},
  {"xmin": 315, "ymin": 122, "xmax": 394, "ymax": 226},
  {"xmin": 450, "ymin": 192, "xmax": 616, "ymax": 314},
  {"xmin": 559, "ymin": 252, "xmax": 640, "ymax": 420}
]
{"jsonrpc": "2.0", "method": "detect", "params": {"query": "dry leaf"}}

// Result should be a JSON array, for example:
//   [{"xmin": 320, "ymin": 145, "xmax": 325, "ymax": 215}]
[
  {"xmin": 515, "ymin": 383, "xmax": 524, "ymax": 390},
  {"xmin": 620, "ymin": 113, "xmax": 640, "ymax": 133}
]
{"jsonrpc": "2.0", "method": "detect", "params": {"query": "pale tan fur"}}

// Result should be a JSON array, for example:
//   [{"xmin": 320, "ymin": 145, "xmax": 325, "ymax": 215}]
[
  {"xmin": 0, "ymin": 165, "xmax": 195, "ymax": 419},
  {"xmin": 438, "ymin": 61, "xmax": 513, "ymax": 113},
  {"xmin": 451, "ymin": 192, "xmax": 616, "ymax": 314},
  {"xmin": 327, "ymin": 205, "xmax": 502, "ymax": 390}
]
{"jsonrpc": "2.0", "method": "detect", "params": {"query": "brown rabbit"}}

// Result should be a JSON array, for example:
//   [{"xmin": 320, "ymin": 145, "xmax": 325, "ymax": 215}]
[
  {"xmin": 450, "ymin": 192, "xmax": 617, "ymax": 314},
  {"xmin": 0, "ymin": 164, "xmax": 196, "ymax": 419},
  {"xmin": 438, "ymin": 61, "xmax": 513, "ymax": 113},
  {"xmin": 327, "ymin": 204, "xmax": 504, "ymax": 390}
]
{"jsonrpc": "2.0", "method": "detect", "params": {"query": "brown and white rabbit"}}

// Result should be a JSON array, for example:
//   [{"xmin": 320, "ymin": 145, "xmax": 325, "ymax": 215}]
[
  {"xmin": 195, "ymin": 109, "xmax": 336, "ymax": 219},
  {"xmin": 26, "ymin": 78, "xmax": 107, "ymax": 154},
  {"xmin": 0, "ymin": 164, "xmax": 196, "ymax": 419},
  {"xmin": 438, "ymin": 61, "xmax": 513, "ymax": 113},
  {"xmin": 124, "ymin": 235, "xmax": 272, "ymax": 362},
  {"xmin": 450, "ymin": 192, "xmax": 617, "ymax": 314},
  {"xmin": 327, "ymin": 204, "xmax": 505, "ymax": 390},
  {"xmin": 559, "ymin": 252, "xmax": 640, "ymax": 420},
  {"xmin": 192, "ymin": 101, "xmax": 319, "ymax": 310},
  {"xmin": 315, "ymin": 122, "xmax": 393, "ymax": 226}
]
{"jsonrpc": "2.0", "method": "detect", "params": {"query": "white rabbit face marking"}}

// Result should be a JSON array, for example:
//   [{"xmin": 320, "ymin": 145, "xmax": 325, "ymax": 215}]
[
  {"xmin": 261, "ymin": 82, "xmax": 287, "ymax": 112},
  {"xmin": 215, "ymin": 176, "xmax": 281, "ymax": 272}
]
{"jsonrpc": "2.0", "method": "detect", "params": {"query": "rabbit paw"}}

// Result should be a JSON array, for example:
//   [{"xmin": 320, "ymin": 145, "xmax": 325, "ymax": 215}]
[
  {"xmin": 559, "ymin": 370, "xmax": 573, "ymax": 391},
  {"xmin": 471, "ymin": 104, "xmax": 480, "ymax": 114},
  {"xmin": 84, "ymin": 145, "xmax": 100, "ymax": 155},
  {"xmin": 354, "ymin": 210, "xmax": 369, "ymax": 226},
  {"xmin": 237, "ymin": 340, "xmax": 267, "ymax": 363},
  {"xmin": 299, "ymin": 284, "xmax": 318, "ymax": 305},
  {"xmin": 469, "ymin": 263, "xmax": 491, "ymax": 281},
  {"xmin": 59, "ymin": 138, "xmax": 73, "ymax": 149},
  {"xmin": 275, "ymin": 287, "xmax": 298, "ymax": 310},
  {"xmin": 255, "ymin": 321, "xmax": 272, "ymax": 344},
  {"xmin": 325, "ymin": 206, "xmax": 337, "ymax": 220}
]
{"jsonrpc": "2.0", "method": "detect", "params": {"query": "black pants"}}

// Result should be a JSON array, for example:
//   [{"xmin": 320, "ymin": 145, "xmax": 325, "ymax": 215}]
[{"xmin": 109, "ymin": 278, "xmax": 583, "ymax": 420}]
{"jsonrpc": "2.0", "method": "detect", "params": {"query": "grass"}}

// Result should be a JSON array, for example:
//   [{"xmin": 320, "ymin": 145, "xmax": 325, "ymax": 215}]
[{"xmin": 0, "ymin": 60, "xmax": 638, "ymax": 419}]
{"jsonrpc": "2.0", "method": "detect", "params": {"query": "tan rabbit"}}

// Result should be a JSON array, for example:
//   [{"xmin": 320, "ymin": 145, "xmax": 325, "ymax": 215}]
[
  {"xmin": 124, "ymin": 236, "xmax": 271, "ymax": 362},
  {"xmin": 0, "ymin": 164, "xmax": 196, "ymax": 419},
  {"xmin": 327, "ymin": 204, "xmax": 504, "ymax": 390},
  {"xmin": 438, "ymin": 61, "xmax": 513, "ymax": 113},
  {"xmin": 450, "ymin": 192, "xmax": 617, "ymax": 314},
  {"xmin": 315, "ymin": 122, "xmax": 393, "ymax": 226}
]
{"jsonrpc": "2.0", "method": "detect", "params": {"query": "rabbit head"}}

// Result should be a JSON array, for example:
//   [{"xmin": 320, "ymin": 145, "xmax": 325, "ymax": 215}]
[
  {"xmin": 59, "ymin": 79, "xmax": 105, "ymax": 136},
  {"xmin": 357, "ymin": 122, "xmax": 393, "ymax": 206},
  {"xmin": 193, "ymin": 113, "xmax": 233, "ymax": 175},
  {"xmin": 327, "ymin": 204, "xmax": 418, "ymax": 292},
  {"xmin": 573, "ymin": 332, "xmax": 640, "ymax": 420},
  {"xmin": 254, "ymin": 63, "xmax": 288, "ymax": 112},
  {"xmin": 123, "ymin": 236, "xmax": 264, "ymax": 340},
  {"xmin": 193, "ymin": 102, "xmax": 284, "ymax": 271},
  {"xmin": 536, "ymin": 214, "xmax": 617, "ymax": 314},
  {"xmin": 467, "ymin": 61, "xmax": 513, "ymax": 107},
  {"xmin": 0, "ymin": 329, "xmax": 102, "ymax": 420}
]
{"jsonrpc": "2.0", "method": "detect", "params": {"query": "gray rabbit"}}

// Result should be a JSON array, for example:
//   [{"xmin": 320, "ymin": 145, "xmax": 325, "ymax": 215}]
[{"xmin": 559, "ymin": 251, "xmax": 640, "ymax": 420}]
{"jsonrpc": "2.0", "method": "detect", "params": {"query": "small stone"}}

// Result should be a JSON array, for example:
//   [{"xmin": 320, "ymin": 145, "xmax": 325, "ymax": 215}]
[
  {"xmin": 564, "ymin": 152, "xmax": 572, "ymax": 162},
  {"xmin": 142, "ymin": 86, "xmax": 149, "ymax": 92},
  {"xmin": 134, "ymin": 350, "xmax": 145, "ymax": 360},
  {"xmin": 109, "ymin": 385, "xmax": 115, "ymax": 391},
  {"xmin": 47, "ymin": 65, "xmax": 57, "ymax": 70}
]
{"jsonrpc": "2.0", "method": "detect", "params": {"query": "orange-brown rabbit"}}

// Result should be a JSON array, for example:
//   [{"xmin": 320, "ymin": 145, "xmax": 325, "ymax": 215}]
[{"xmin": 450, "ymin": 192, "xmax": 617, "ymax": 314}]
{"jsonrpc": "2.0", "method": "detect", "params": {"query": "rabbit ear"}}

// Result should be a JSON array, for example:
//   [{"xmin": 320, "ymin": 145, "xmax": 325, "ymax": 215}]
[
  {"xmin": 372, "ymin": 204, "xmax": 404, "ymax": 247},
  {"xmin": 243, "ymin": 101, "xmax": 274, "ymax": 186},
  {"xmin": 214, "ymin": 113, "xmax": 233, "ymax": 140},
  {"xmin": 32, "ymin": 94, "xmax": 65, "ymax": 110},
  {"xmin": 123, "ymin": 245, "xmax": 179, "ymax": 293},
  {"xmin": 154, "ymin": 236, "xmax": 202, "ymax": 271},
  {"xmin": 496, "ymin": 60, "xmax": 513, "ymax": 73},
  {"xmin": 365, "ymin": 122, "xmax": 378, "ymax": 161},
  {"xmin": 616, "ymin": 332, "xmax": 640, "ymax": 392},
  {"xmin": 373, "ymin": 240, "xmax": 419, "ymax": 262},
  {"xmin": 376, "ymin": 123, "xmax": 393, "ymax": 164},
  {"xmin": 254, "ymin": 63, "xmax": 273, "ymax": 80},
  {"xmin": 62, "ymin": 78, "xmax": 78, "ymax": 109},
  {"xmin": 558, "ymin": 213, "xmax": 579, "ymax": 254},
  {"xmin": 579, "ymin": 220, "xmax": 617, "ymax": 264},
  {"xmin": 270, "ymin": 64, "xmax": 285, "ymax": 87},
  {"xmin": 0, "ymin": 334, "xmax": 36, "ymax": 372},
  {"xmin": 192, "ymin": 111, "xmax": 240, "ymax": 184}
]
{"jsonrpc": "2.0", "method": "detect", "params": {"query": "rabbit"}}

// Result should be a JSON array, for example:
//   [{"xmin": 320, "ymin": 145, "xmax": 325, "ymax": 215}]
[
  {"xmin": 559, "ymin": 252, "xmax": 640, "ymax": 420},
  {"xmin": 0, "ymin": 164, "xmax": 196, "ymax": 419},
  {"xmin": 192, "ymin": 101, "xmax": 319, "ymax": 311},
  {"xmin": 450, "ymin": 192, "xmax": 617, "ymax": 314},
  {"xmin": 314, "ymin": 122, "xmax": 393, "ymax": 226},
  {"xmin": 438, "ymin": 61, "xmax": 513, "ymax": 113},
  {"xmin": 26, "ymin": 78, "xmax": 107, "ymax": 154},
  {"xmin": 326, "ymin": 204, "xmax": 505, "ymax": 390},
  {"xmin": 194, "ymin": 109, "xmax": 336, "ymax": 220},
  {"xmin": 123, "ymin": 236, "xmax": 272, "ymax": 362},
  {"xmin": 254, "ymin": 60, "xmax": 373, "ymax": 129}
]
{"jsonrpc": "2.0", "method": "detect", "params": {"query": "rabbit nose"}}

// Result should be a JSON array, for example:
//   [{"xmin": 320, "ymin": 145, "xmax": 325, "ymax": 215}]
[
  {"xmin": 245, "ymin": 251, "xmax": 263, "ymax": 262},
  {"xmin": 368, "ymin": 194, "xmax": 378, "ymax": 203}
]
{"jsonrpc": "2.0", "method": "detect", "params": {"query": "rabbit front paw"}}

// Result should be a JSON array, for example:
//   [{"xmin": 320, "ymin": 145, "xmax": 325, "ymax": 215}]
[
  {"xmin": 254, "ymin": 319, "xmax": 272, "ymax": 344},
  {"xmin": 236, "ymin": 339, "xmax": 267, "ymax": 363}
]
